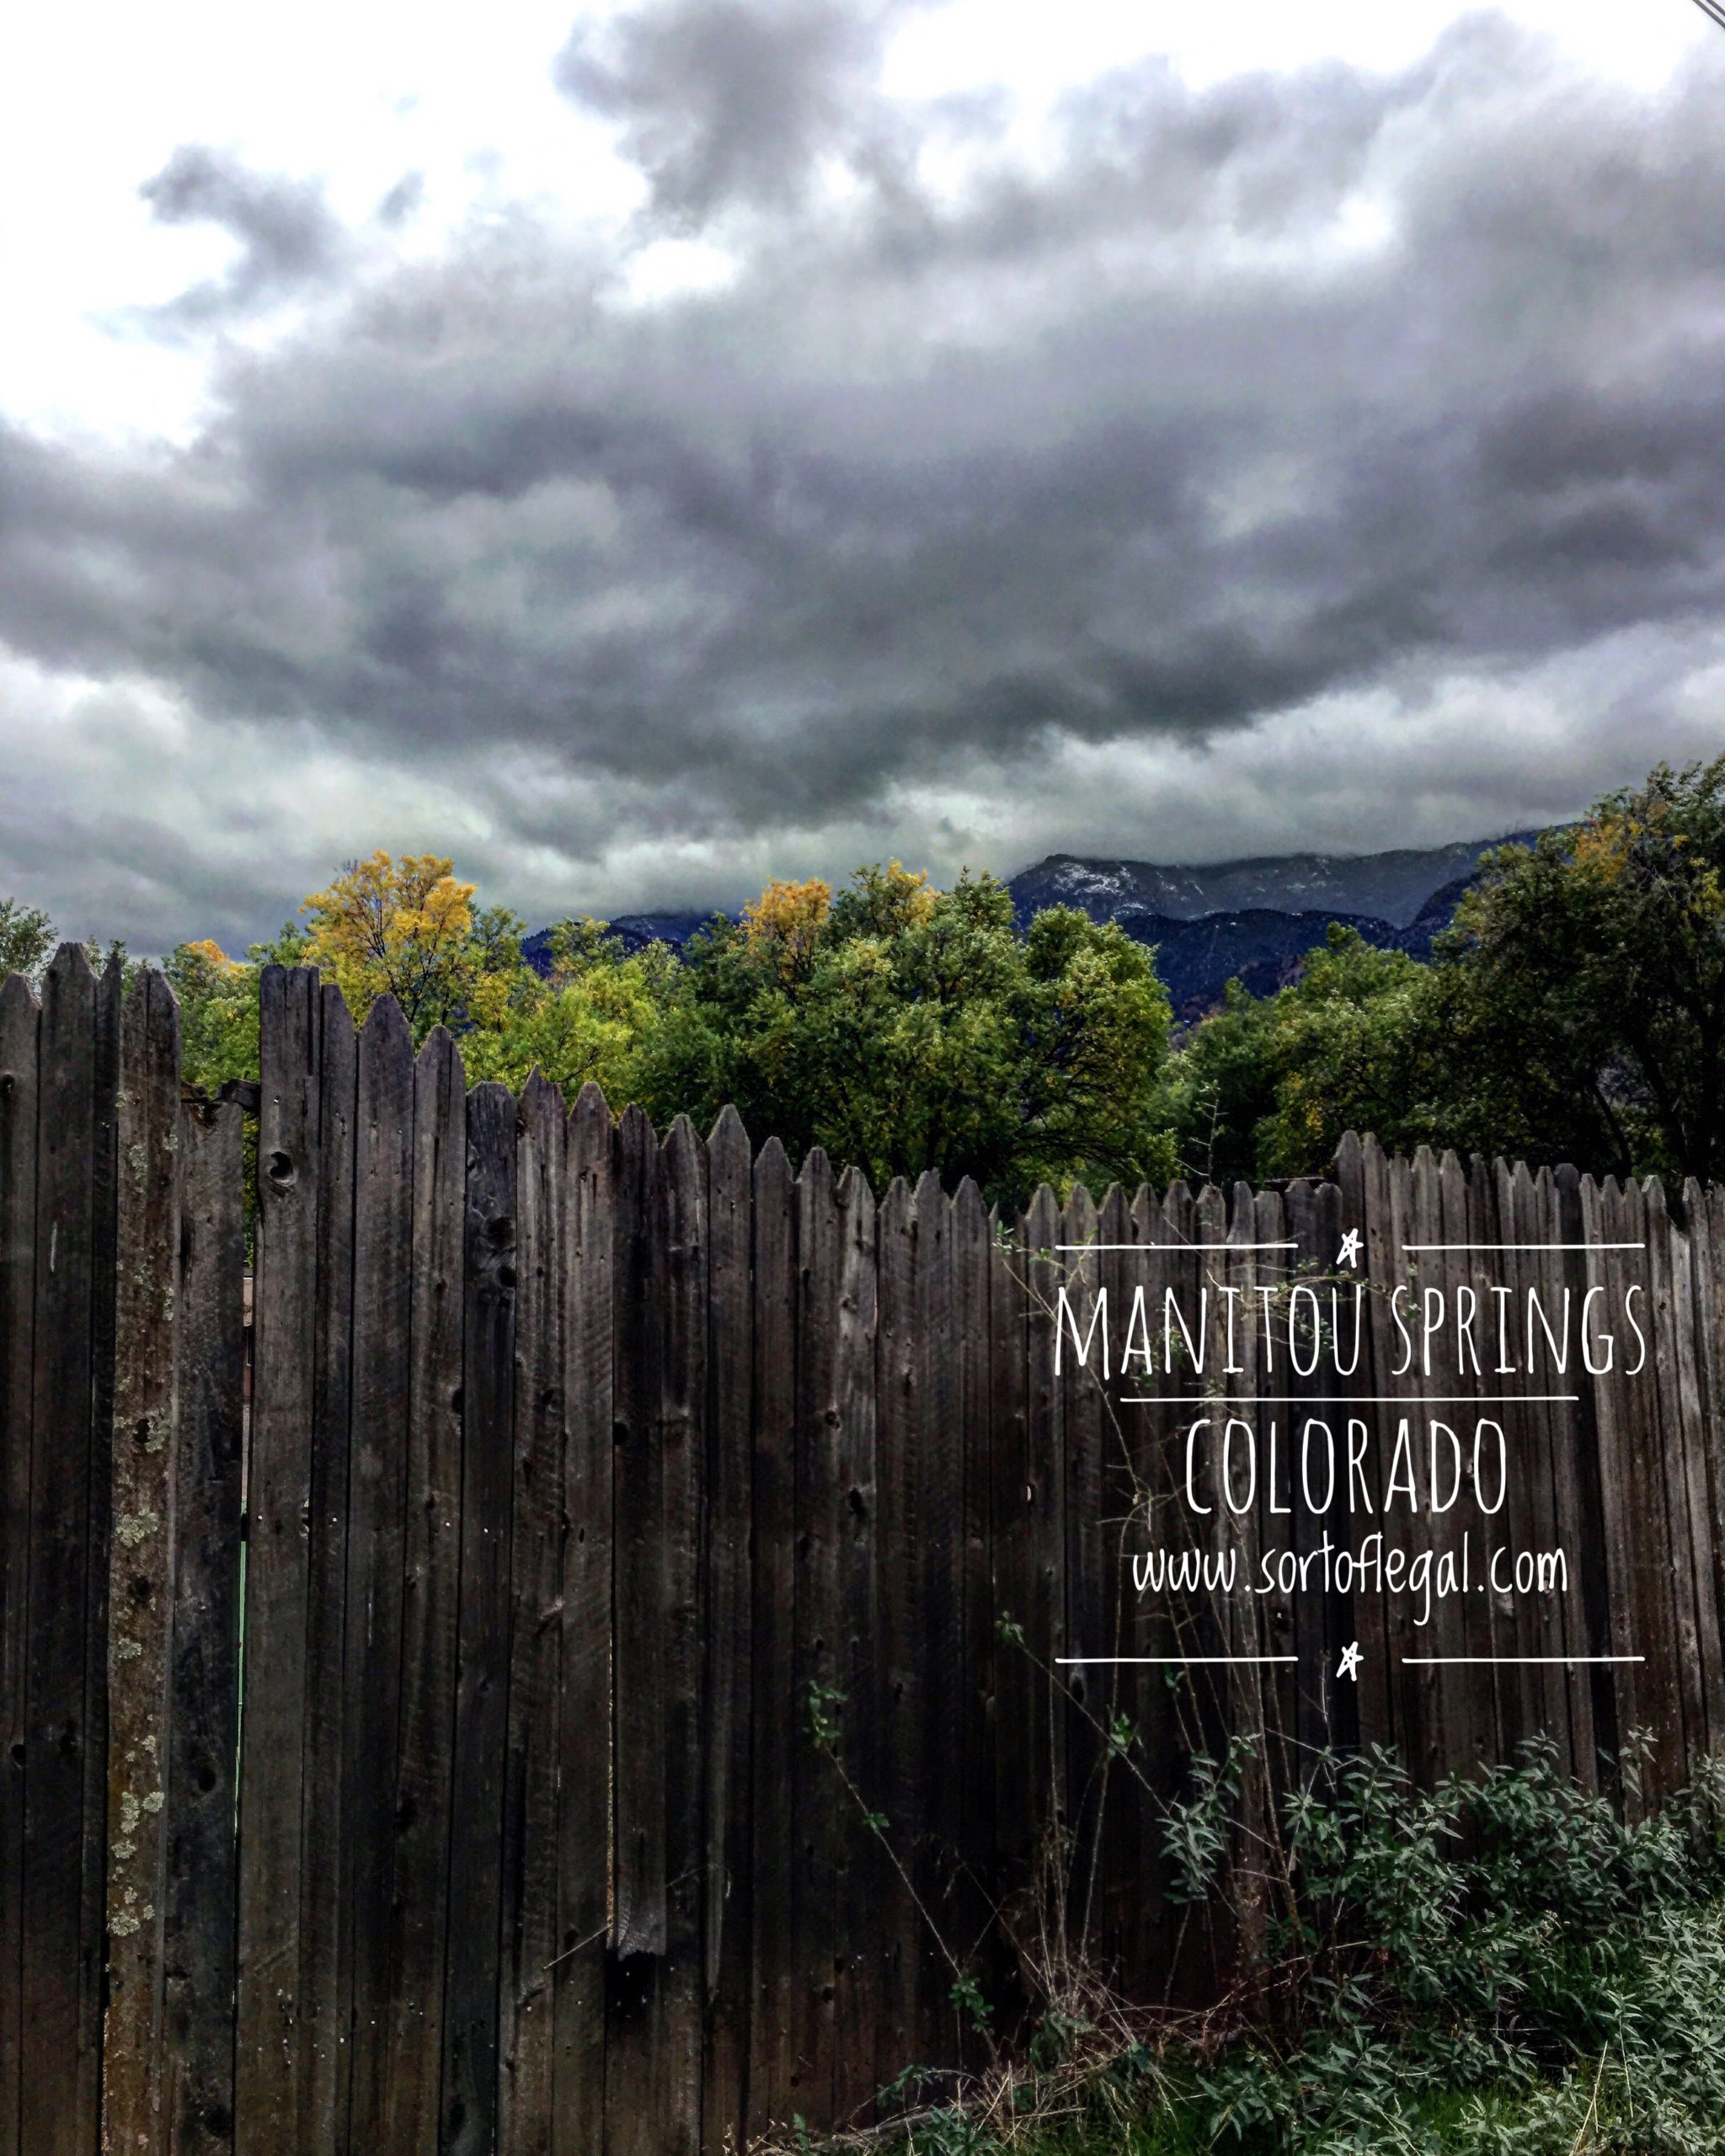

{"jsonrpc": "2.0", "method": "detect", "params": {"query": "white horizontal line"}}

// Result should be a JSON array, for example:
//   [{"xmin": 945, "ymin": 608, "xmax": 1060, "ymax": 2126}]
[
  {"xmin": 1402, "ymin": 1242, "xmax": 1645, "ymax": 1251},
  {"xmin": 1120, "ymin": 1394, "xmax": 1580, "ymax": 1405},
  {"xmin": 1055, "ymin": 1655, "xmax": 1296, "ymax": 1665},
  {"xmin": 1402, "ymin": 1655, "xmax": 1643, "ymax": 1665},
  {"xmin": 1056, "ymin": 1241, "xmax": 1297, "ymax": 1251}
]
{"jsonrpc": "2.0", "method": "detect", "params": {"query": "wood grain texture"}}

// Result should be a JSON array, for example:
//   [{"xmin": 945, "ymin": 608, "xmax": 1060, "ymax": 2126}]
[
  {"xmin": 1017, "ymin": 1182, "xmax": 1066, "ymax": 1967},
  {"xmin": 790, "ymin": 1148, "xmax": 841, "ymax": 2129},
  {"xmin": 608, "ymin": 1105, "xmax": 665, "ymax": 1961},
  {"xmin": 498, "ymin": 1071, "xmax": 566, "ymax": 2156},
  {"xmin": 296, "ymin": 984, "xmax": 357, "ymax": 2154},
  {"xmin": 986, "ymin": 1200, "xmax": 1033, "ymax": 1939},
  {"xmin": 442, "ymin": 1081, "xmax": 518, "ymax": 2156},
  {"xmin": 84, "ymin": 955, "xmax": 124, "ymax": 2140},
  {"xmin": 22, "ymin": 947, "xmax": 108, "ymax": 2156},
  {"xmin": 553, "ymin": 1081, "xmax": 611, "ymax": 2156},
  {"xmin": 1556, "ymin": 1166, "xmax": 1615, "ymax": 1786},
  {"xmin": 659, "ymin": 1116, "xmax": 710, "ymax": 2156},
  {"xmin": 830, "ymin": 1166, "xmax": 881, "ymax": 2126},
  {"xmin": 1056, "ymin": 1183, "xmax": 1105, "ymax": 1979},
  {"xmin": 745, "ymin": 1137, "xmax": 798, "ymax": 2140},
  {"xmin": 0, "ymin": 973, "xmax": 37, "ymax": 2156},
  {"xmin": 871, "ymin": 1176, "xmax": 921, "ymax": 2105},
  {"xmin": 341, "ymin": 996, "xmax": 415, "ymax": 2145},
  {"xmin": 163, "ymin": 1100, "xmax": 244, "ymax": 2156},
  {"xmin": 101, "ymin": 968, "xmax": 183, "ymax": 2156},
  {"xmin": 700, "ymin": 1106, "xmax": 753, "ymax": 2154},
  {"xmin": 380, "ymin": 1026, "xmax": 465, "ymax": 2150},
  {"xmin": 236, "ymin": 965, "xmax": 321, "ymax": 2153}
]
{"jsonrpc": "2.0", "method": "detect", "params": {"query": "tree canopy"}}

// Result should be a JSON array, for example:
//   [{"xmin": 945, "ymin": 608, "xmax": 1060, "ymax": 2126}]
[
  {"xmin": 1157, "ymin": 758, "xmax": 1725, "ymax": 1186},
  {"xmin": 0, "ymin": 898, "xmax": 55, "ymax": 986},
  {"xmin": 149, "ymin": 854, "xmax": 1171, "ymax": 1205},
  {"xmin": 632, "ymin": 862, "xmax": 1174, "ymax": 1201},
  {"xmin": 300, "ymin": 851, "xmax": 526, "ymax": 1037},
  {"xmin": 11, "ymin": 755, "xmax": 1722, "ymax": 1203}
]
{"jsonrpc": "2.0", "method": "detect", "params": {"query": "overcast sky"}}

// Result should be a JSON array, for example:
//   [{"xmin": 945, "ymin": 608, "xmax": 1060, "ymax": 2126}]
[{"xmin": 3, "ymin": 0, "xmax": 1722, "ymax": 953}]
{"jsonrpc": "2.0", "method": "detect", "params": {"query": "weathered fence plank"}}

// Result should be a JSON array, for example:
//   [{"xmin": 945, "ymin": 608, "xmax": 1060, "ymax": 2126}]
[
  {"xmin": 912, "ymin": 1171, "xmax": 963, "ymax": 2072},
  {"xmin": 237, "ymin": 964, "xmax": 321, "ymax": 2153},
  {"xmin": 84, "ymin": 959, "xmax": 124, "ymax": 2139},
  {"xmin": 342, "ymin": 997, "xmax": 415, "ymax": 2143},
  {"xmin": 163, "ymin": 1099, "xmax": 244, "ymax": 2156},
  {"xmin": 604, "ymin": 1102, "xmax": 665, "ymax": 2156},
  {"xmin": 1058, "ymin": 1182, "xmax": 1105, "ymax": 1972},
  {"xmin": 1622, "ymin": 1178, "xmax": 1686, "ymax": 1804},
  {"xmin": 950, "ymin": 1176, "xmax": 995, "ymax": 2064},
  {"xmin": 499, "ymin": 1071, "xmax": 566, "ymax": 2156},
  {"xmin": 102, "ymin": 968, "xmax": 182, "ymax": 2156},
  {"xmin": 1222, "ymin": 1182, "xmax": 1269, "ymax": 1983},
  {"xmin": 0, "ymin": 972, "xmax": 38, "ymax": 2156},
  {"xmin": 443, "ymin": 1081, "xmax": 518, "ymax": 2155},
  {"xmin": 553, "ymin": 1081, "xmax": 611, "ymax": 2156},
  {"xmin": 831, "ymin": 1164, "xmax": 881, "ymax": 2125},
  {"xmin": 296, "ymin": 984, "xmax": 358, "ymax": 2152},
  {"xmin": 1586, "ymin": 1174, "xmax": 1647, "ymax": 1806},
  {"xmin": 1548, "ymin": 1165, "xmax": 1600, "ymax": 1780},
  {"xmin": 986, "ymin": 1198, "xmax": 1033, "ymax": 1944},
  {"xmin": 1497, "ymin": 1162, "xmax": 1555, "ymax": 1759},
  {"xmin": 745, "ymin": 1135, "xmax": 798, "ymax": 2137},
  {"xmin": 380, "ymin": 1026, "xmax": 465, "ymax": 2148},
  {"xmin": 23, "ymin": 947, "xmax": 114, "ymax": 2156},
  {"xmin": 1118, "ymin": 1183, "xmax": 1179, "ymax": 2000},
  {"xmin": 1554, "ymin": 1164, "xmax": 1610, "ymax": 1786},
  {"xmin": 700, "ymin": 1105, "xmax": 754, "ymax": 2153},
  {"xmin": 791, "ymin": 1148, "xmax": 841, "ymax": 2127},
  {"xmin": 654, "ymin": 1114, "xmax": 708, "ymax": 2156},
  {"xmin": 1018, "ymin": 1178, "xmax": 1066, "ymax": 1937},
  {"xmin": 871, "ymin": 1175, "xmax": 920, "ymax": 2106},
  {"xmin": 609, "ymin": 1105, "xmax": 664, "ymax": 1962}
]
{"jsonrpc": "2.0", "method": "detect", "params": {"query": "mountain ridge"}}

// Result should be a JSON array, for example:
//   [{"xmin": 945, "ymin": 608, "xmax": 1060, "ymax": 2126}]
[
  {"xmin": 1008, "ymin": 832, "xmax": 1544, "ymax": 931},
  {"xmin": 522, "ymin": 830, "xmax": 1552, "ymax": 1016}
]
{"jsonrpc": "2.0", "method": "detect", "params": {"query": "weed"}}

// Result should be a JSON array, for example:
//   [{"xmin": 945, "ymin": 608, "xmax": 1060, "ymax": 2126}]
[{"xmin": 756, "ymin": 1740, "xmax": 1725, "ymax": 2154}]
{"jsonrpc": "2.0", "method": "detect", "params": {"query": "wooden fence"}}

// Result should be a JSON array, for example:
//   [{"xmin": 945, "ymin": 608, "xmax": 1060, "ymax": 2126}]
[{"xmin": 2, "ymin": 947, "xmax": 1723, "ymax": 2153}]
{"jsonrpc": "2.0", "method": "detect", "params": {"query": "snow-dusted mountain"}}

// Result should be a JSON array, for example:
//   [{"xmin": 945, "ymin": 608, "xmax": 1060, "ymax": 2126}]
[
  {"xmin": 1008, "ymin": 834, "xmax": 1542, "ymax": 931},
  {"xmin": 522, "ymin": 831, "xmax": 1551, "ymax": 1015}
]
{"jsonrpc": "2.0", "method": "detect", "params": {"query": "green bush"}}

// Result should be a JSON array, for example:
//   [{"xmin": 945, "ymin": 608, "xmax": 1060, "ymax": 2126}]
[{"xmin": 805, "ymin": 1741, "xmax": 1725, "ymax": 2156}]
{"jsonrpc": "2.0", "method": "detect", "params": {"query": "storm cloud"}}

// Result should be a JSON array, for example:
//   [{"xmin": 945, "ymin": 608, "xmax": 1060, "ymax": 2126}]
[
  {"xmin": 5, "ymin": 7, "xmax": 1725, "ymax": 948},
  {"xmin": 555, "ymin": 0, "xmax": 924, "ymax": 221},
  {"xmin": 138, "ymin": 145, "xmax": 352, "ymax": 320}
]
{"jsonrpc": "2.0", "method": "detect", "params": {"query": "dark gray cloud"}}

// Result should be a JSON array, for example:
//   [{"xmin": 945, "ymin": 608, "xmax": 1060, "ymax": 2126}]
[
  {"xmin": 555, "ymin": 0, "xmax": 921, "ymax": 222},
  {"xmin": 139, "ymin": 144, "xmax": 350, "ymax": 319},
  {"xmin": 5, "ymin": 8, "xmax": 1725, "ymax": 945}
]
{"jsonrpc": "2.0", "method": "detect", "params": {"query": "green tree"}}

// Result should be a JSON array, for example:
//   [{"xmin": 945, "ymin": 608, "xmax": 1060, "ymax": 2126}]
[
  {"xmin": 167, "ymin": 939, "xmax": 264, "ymax": 1100},
  {"xmin": 461, "ymin": 919, "xmax": 676, "ymax": 1100},
  {"xmin": 1157, "ymin": 926, "xmax": 1439, "ymax": 1183},
  {"xmin": 0, "ymin": 896, "xmax": 56, "ymax": 985},
  {"xmin": 635, "ymin": 862, "xmax": 1175, "ymax": 1203},
  {"xmin": 1157, "ymin": 757, "xmax": 1725, "ymax": 1186},
  {"xmin": 1432, "ymin": 758, "xmax": 1725, "ymax": 1181}
]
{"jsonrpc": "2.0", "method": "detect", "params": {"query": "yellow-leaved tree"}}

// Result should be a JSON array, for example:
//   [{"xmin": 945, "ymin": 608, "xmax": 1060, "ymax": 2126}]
[
  {"xmin": 301, "ymin": 851, "xmax": 526, "ymax": 1037},
  {"xmin": 740, "ymin": 876, "xmax": 831, "ymax": 983}
]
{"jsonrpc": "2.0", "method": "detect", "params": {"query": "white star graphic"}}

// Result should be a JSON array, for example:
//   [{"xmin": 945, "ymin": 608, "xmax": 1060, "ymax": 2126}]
[{"xmin": 1338, "ymin": 1641, "xmax": 1363, "ymax": 1681}]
